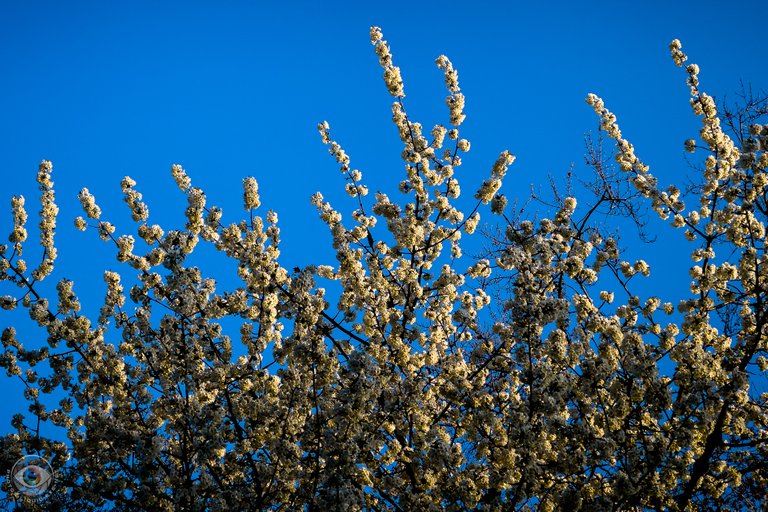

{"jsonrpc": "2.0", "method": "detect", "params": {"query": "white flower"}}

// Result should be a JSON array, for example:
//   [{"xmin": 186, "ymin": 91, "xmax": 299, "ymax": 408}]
[
  {"xmin": 78, "ymin": 188, "xmax": 102, "ymax": 220},
  {"xmin": 243, "ymin": 177, "xmax": 261, "ymax": 210},
  {"xmin": 171, "ymin": 163, "xmax": 191, "ymax": 191}
]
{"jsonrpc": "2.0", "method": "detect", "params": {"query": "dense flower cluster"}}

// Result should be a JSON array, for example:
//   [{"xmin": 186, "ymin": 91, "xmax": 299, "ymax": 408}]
[
  {"xmin": 370, "ymin": 26, "xmax": 404, "ymax": 98},
  {"xmin": 0, "ymin": 30, "xmax": 766, "ymax": 511}
]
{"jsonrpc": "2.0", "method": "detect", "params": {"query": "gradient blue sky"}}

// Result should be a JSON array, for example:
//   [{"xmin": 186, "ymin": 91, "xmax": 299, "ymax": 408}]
[{"xmin": 1, "ymin": 1, "xmax": 767, "ymax": 438}]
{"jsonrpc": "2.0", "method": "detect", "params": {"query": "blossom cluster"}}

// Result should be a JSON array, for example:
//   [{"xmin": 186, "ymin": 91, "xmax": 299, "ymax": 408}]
[{"xmin": 370, "ymin": 26, "xmax": 404, "ymax": 98}]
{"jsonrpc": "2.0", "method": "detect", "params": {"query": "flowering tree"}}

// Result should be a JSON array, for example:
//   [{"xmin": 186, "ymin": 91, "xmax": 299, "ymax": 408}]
[{"xmin": 1, "ymin": 28, "xmax": 766, "ymax": 511}]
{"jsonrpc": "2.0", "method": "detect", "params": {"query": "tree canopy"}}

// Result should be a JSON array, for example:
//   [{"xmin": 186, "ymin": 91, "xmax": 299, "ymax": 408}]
[{"xmin": 1, "ymin": 27, "xmax": 767, "ymax": 511}]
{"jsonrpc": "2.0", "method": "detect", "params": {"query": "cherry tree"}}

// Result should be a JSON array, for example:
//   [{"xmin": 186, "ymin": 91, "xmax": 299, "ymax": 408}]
[{"xmin": 1, "ymin": 28, "xmax": 766, "ymax": 511}]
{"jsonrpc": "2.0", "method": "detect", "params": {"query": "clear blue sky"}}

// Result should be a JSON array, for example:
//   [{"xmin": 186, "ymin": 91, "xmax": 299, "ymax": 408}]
[{"xmin": 1, "ymin": 0, "xmax": 767, "ymax": 439}]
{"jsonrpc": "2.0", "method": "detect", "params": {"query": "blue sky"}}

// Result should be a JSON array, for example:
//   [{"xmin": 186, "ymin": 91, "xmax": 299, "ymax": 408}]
[{"xmin": 1, "ymin": 0, "xmax": 767, "ymax": 443}]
